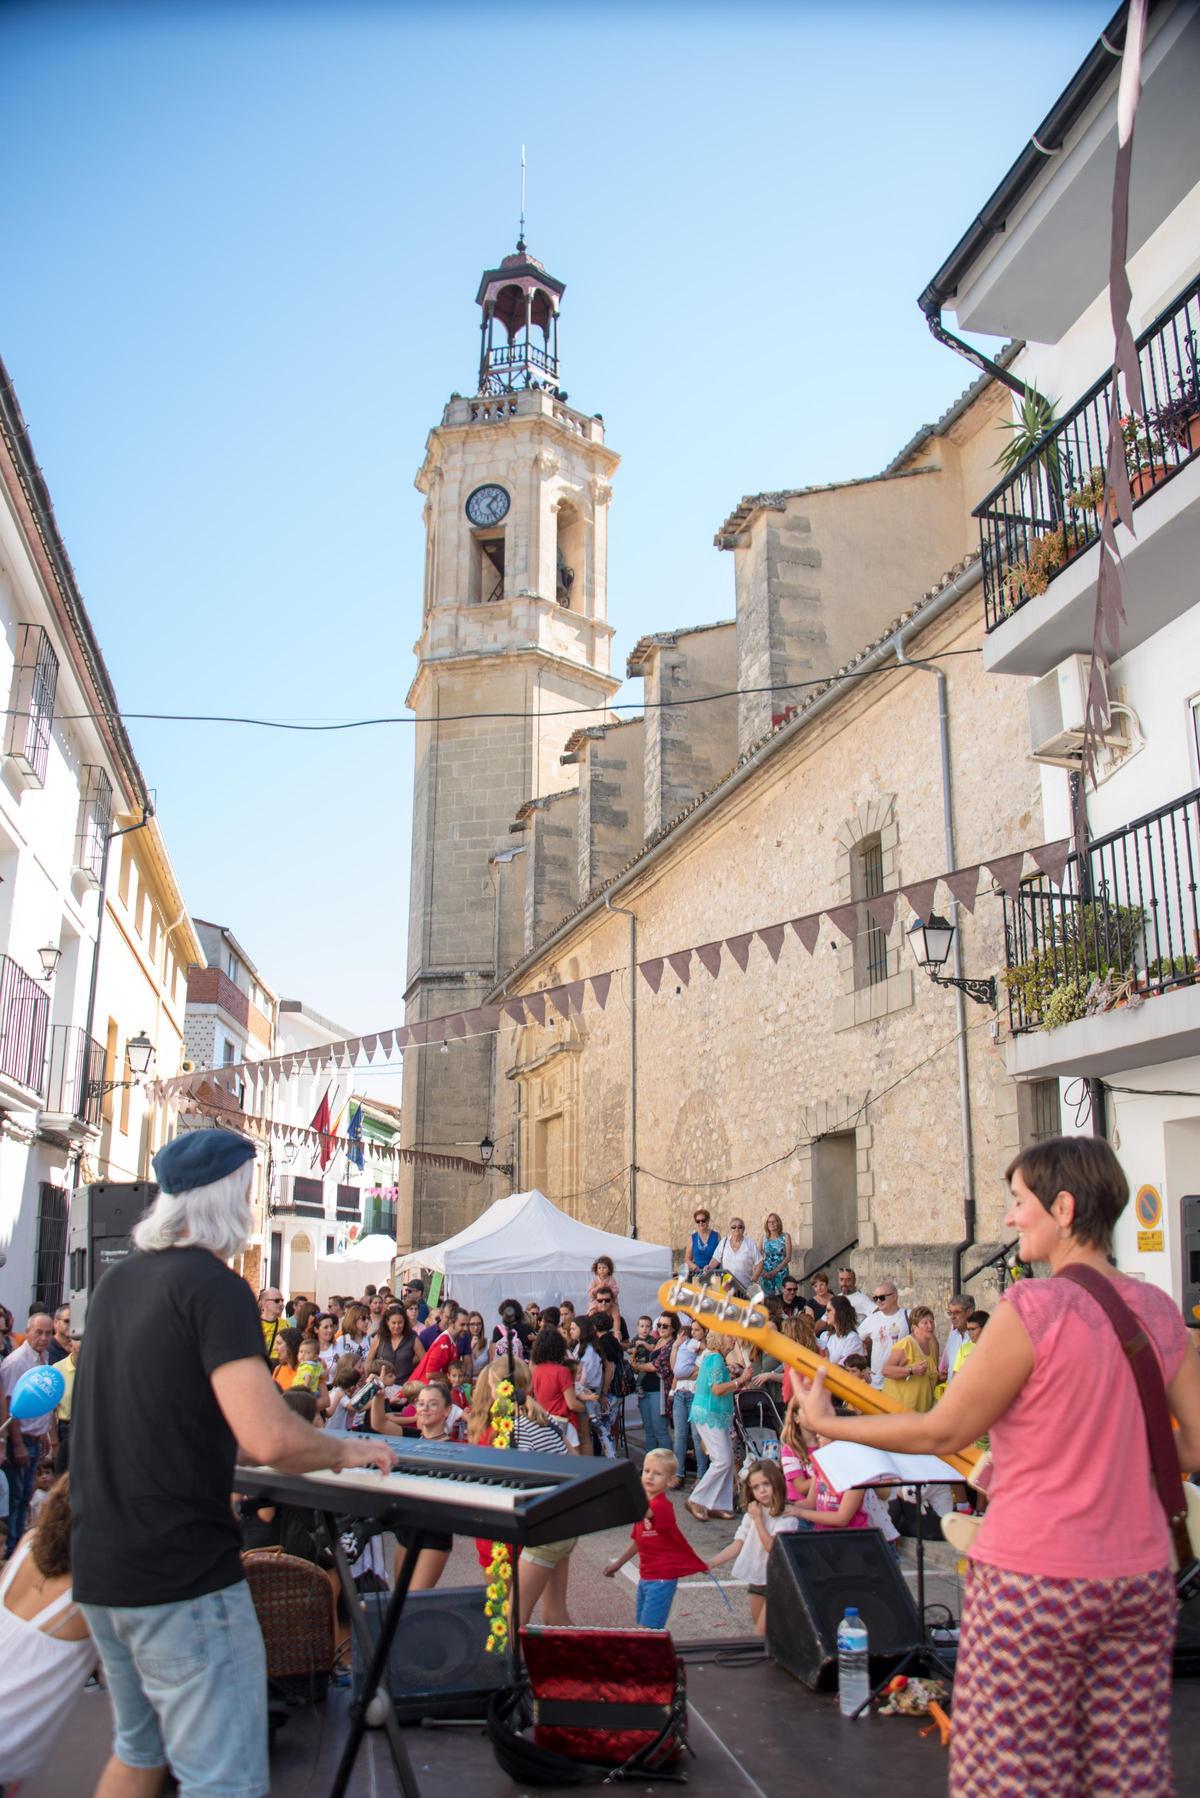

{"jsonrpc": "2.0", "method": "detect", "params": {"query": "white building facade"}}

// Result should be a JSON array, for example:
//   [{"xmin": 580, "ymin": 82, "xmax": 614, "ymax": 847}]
[
  {"xmin": 0, "ymin": 354, "xmax": 156, "ymax": 1314},
  {"xmin": 923, "ymin": 0, "xmax": 1200, "ymax": 1311}
]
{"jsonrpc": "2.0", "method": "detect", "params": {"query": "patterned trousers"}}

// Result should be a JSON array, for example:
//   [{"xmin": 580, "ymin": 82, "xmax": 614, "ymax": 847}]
[{"xmin": 950, "ymin": 1560, "xmax": 1177, "ymax": 1796}]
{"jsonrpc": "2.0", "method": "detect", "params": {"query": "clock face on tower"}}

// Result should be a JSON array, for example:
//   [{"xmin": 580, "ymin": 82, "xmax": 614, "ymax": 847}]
[{"xmin": 465, "ymin": 483, "xmax": 511, "ymax": 527}]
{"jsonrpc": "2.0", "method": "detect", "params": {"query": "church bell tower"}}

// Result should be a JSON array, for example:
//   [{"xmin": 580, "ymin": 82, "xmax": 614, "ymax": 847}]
[{"xmin": 399, "ymin": 240, "xmax": 620, "ymax": 1250}]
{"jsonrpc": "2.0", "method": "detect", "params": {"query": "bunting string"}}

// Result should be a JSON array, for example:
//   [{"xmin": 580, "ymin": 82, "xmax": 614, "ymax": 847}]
[{"xmin": 154, "ymin": 833, "xmax": 1070, "ymax": 1103}]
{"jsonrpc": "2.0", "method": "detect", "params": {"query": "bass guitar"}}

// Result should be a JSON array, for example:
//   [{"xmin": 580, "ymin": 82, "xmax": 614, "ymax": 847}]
[{"xmin": 658, "ymin": 1273, "xmax": 980, "ymax": 1480}]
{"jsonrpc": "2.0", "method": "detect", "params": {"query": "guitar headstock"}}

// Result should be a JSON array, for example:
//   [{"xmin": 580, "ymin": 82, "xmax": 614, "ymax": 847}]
[{"xmin": 658, "ymin": 1274, "xmax": 774, "ymax": 1349}]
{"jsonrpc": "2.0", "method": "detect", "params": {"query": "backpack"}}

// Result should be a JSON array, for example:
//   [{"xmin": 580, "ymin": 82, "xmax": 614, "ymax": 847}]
[{"xmin": 608, "ymin": 1351, "xmax": 637, "ymax": 1401}]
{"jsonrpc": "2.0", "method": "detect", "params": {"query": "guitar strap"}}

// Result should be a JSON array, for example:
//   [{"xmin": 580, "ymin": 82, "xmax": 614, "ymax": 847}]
[{"xmin": 1055, "ymin": 1265, "xmax": 1193, "ymax": 1572}]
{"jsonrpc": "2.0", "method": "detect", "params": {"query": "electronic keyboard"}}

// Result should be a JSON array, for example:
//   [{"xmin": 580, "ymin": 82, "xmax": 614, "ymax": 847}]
[{"xmin": 235, "ymin": 1436, "xmax": 645, "ymax": 1546}]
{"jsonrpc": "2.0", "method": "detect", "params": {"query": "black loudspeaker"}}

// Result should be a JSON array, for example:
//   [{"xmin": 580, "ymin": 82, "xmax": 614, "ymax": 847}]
[
  {"xmin": 766, "ymin": 1529, "xmax": 921, "ymax": 1691},
  {"xmin": 69, "ymin": 1181, "xmax": 158, "ymax": 1328},
  {"xmin": 352, "ymin": 1586, "xmax": 508, "ymax": 1721}
]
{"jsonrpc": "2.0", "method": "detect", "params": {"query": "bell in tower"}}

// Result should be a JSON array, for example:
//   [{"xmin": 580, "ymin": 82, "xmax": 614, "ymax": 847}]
[{"xmin": 476, "ymin": 245, "xmax": 566, "ymax": 396}]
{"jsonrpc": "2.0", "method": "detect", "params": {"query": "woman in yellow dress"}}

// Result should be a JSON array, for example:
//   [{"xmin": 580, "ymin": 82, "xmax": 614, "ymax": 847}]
[{"xmin": 880, "ymin": 1304, "xmax": 938, "ymax": 1412}]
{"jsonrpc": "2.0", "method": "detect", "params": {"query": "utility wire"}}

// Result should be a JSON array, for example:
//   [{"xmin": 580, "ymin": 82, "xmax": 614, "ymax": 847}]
[{"xmin": 38, "ymin": 650, "xmax": 981, "ymax": 734}]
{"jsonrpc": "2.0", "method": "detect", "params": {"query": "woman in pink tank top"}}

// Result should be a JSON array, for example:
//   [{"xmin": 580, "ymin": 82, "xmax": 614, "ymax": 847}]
[{"xmin": 799, "ymin": 1135, "xmax": 1200, "ymax": 1798}]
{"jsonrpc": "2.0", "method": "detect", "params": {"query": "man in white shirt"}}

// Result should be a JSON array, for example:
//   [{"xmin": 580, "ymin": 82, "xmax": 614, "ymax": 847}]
[
  {"xmin": 938, "ymin": 1293, "xmax": 974, "ymax": 1382},
  {"xmin": 858, "ymin": 1281, "xmax": 909, "ymax": 1389},
  {"xmin": 1, "ymin": 1310, "xmax": 57, "ymax": 1552},
  {"xmin": 715, "ymin": 1218, "xmax": 758, "ymax": 1290},
  {"xmin": 837, "ymin": 1266, "xmax": 873, "ymax": 1324}
]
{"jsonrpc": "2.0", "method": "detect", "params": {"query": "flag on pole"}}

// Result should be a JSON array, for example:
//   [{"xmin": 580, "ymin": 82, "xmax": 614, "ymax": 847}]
[
  {"xmin": 310, "ymin": 1086, "xmax": 334, "ymax": 1171},
  {"xmin": 347, "ymin": 1103, "xmax": 365, "ymax": 1172}
]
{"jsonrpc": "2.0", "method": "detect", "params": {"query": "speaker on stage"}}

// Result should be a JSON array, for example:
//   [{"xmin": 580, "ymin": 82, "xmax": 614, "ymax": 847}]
[
  {"xmin": 766, "ymin": 1529, "xmax": 921, "ymax": 1690},
  {"xmin": 353, "ymin": 1586, "xmax": 507, "ymax": 1721}
]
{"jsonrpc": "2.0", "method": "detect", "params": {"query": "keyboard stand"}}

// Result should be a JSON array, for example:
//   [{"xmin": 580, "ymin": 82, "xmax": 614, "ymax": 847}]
[{"xmin": 321, "ymin": 1510, "xmax": 426, "ymax": 1798}]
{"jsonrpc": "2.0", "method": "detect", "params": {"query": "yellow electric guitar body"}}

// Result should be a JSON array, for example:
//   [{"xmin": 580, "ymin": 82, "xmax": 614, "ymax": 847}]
[{"xmin": 659, "ymin": 1273, "xmax": 980, "ymax": 1481}]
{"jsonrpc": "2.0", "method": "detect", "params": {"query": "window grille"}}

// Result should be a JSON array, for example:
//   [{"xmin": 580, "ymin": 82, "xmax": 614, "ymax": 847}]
[{"xmin": 3, "ymin": 624, "xmax": 59, "ymax": 788}]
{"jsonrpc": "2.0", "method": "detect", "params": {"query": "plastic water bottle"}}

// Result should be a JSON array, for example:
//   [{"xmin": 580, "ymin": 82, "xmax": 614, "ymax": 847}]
[{"xmin": 837, "ymin": 1606, "xmax": 870, "ymax": 1717}]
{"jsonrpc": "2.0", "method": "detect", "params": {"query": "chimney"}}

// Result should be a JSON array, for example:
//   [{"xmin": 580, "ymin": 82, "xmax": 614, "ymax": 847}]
[
  {"xmin": 561, "ymin": 717, "xmax": 646, "ymax": 899},
  {"xmin": 627, "ymin": 622, "xmax": 738, "ymax": 837}
]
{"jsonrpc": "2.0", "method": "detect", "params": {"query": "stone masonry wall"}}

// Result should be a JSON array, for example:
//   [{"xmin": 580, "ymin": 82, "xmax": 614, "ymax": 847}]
[
  {"xmin": 491, "ymin": 589, "xmax": 1043, "ymax": 1313},
  {"xmin": 569, "ymin": 718, "xmax": 645, "ymax": 898},
  {"xmin": 636, "ymin": 624, "xmax": 738, "ymax": 838}
]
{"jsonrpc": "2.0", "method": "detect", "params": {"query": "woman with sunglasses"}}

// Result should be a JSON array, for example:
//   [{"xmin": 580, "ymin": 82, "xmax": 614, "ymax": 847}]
[{"xmin": 687, "ymin": 1210, "xmax": 720, "ymax": 1276}]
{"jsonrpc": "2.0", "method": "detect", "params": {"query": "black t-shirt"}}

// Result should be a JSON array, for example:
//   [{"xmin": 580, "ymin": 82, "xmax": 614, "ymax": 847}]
[
  {"xmin": 47, "ymin": 1340, "xmax": 69, "ymax": 1364},
  {"xmin": 71, "ymin": 1245, "xmax": 265, "ymax": 1606}
]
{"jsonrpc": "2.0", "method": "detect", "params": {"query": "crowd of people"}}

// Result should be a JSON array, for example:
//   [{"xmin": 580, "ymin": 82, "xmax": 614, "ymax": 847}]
[{"xmin": 2, "ymin": 1152, "xmax": 1199, "ymax": 1797}]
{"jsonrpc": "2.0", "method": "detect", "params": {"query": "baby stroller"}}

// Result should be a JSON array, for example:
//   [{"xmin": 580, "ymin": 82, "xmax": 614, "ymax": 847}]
[{"xmin": 732, "ymin": 1381, "xmax": 784, "ymax": 1477}]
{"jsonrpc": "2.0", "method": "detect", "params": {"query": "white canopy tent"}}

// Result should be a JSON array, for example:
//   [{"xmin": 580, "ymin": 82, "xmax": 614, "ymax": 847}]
[
  {"xmin": 315, "ymin": 1232, "xmax": 397, "ymax": 1307},
  {"xmin": 401, "ymin": 1189, "xmax": 674, "ymax": 1328}
]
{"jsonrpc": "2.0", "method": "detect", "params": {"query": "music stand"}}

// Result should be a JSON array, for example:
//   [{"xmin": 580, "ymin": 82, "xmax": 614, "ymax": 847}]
[{"xmin": 853, "ymin": 1479, "xmax": 956, "ymax": 1717}]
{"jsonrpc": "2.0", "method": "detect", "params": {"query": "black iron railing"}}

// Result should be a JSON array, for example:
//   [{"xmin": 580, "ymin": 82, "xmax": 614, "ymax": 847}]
[
  {"xmin": 976, "ymin": 275, "xmax": 1200, "ymax": 631},
  {"xmin": 1002, "ymin": 787, "xmax": 1200, "ymax": 1033},
  {"xmin": 0, "ymin": 955, "xmax": 50, "ymax": 1095},
  {"xmin": 44, "ymin": 1024, "xmax": 106, "ymax": 1126},
  {"xmin": 487, "ymin": 340, "xmax": 558, "ymax": 377}
]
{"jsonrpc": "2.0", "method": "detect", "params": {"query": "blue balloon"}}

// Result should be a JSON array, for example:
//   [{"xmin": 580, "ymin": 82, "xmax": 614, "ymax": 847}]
[{"xmin": 10, "ymin": 1363, "xmax": 65, "ymax": 1421}]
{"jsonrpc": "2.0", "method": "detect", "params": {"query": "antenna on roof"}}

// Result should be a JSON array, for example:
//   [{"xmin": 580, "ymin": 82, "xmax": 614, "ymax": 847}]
[{"xmin": 517, "ymin": 144, "xmax": 526, "ymax": 253}]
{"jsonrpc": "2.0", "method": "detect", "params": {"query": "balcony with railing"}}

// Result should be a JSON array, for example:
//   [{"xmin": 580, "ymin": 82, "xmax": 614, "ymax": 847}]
[
  {"xmin": 0, "ymin": 955, "xmax": 50, "ymax": 1101},
  {"xmin": 976, "ymin": 276, "xmax": 1200, "ymax": 677},
  {"xmin": 1001, "ymin": 787, "xmax": 1200, "ymax": 1080},
  {"xmin": 40, "ymin": 1024, "xmax": 106, "ymax": 1138}
]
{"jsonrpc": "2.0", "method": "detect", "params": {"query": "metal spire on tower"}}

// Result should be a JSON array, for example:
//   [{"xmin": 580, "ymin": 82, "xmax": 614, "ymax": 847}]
[{"xmin": 517, "ymin": 144, "xmax": 527, "ymax": 253}]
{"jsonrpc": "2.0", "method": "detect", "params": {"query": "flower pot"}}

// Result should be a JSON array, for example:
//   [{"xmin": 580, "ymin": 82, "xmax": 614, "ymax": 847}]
[{"xmin": 1130, "ymin": 464, "xmax": 1164, "ymax": 501}]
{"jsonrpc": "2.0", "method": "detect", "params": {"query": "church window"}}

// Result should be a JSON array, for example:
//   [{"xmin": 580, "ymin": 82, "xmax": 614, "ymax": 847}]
[{"xmin": 852, "ymin": 834, "xmax": 888, "ymax": 988}]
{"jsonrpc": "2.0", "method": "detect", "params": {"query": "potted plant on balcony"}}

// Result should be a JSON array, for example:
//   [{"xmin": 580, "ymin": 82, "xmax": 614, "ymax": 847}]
[
  {"xmin": 1065, "ymin": 464, "xmax": 1115, "ymax": 521},
  {"xmin": 1145, "ymin": 334, "xmax": 1200, "ymax": 458},
  {"xmin": 1003, "ymin": 895, "xmax": 1144, "ymax": 1032}
]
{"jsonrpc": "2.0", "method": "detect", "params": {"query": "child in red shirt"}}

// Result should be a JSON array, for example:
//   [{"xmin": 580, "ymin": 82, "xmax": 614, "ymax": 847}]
[{"xmin": 604, "ymin": 1448, "xmax": 707, "ymax": 1629}]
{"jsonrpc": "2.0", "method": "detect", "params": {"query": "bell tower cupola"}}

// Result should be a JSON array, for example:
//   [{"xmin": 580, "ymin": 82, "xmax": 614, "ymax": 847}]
[{"xmin": 476, "ymin": 245, "xmax": 565, "ymax": 396}]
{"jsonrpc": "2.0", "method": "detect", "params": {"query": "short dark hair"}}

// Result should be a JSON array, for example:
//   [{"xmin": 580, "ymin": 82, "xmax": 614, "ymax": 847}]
[
  {"xmin": 405, "ymin": 1279, "xmax": 424, "ymax": 1294},
  {"xmin": 282, "ymin": 1389, "xmax": 318, "ymax": 1423},
  {"xmin": 969, "ymin": 1309, "xmax": 991, "ymax": 1328},
  {"xmin": 540, "ymin": 1305, "xmax": 561, "ymax": 1329},
  {"xmin": 1005, "ymin": 1134, "xmax": 1128, "ymax": 1251}
]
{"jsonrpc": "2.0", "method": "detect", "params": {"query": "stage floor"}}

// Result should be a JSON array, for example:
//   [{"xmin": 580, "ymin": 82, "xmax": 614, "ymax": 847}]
[{"xmin": 42, "ymin": 1649, "xmax": 1200, "ymax": 1796}]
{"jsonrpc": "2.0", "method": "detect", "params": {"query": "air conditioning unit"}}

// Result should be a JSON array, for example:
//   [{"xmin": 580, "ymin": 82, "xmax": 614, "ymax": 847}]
[{"xmin": 1027, "ymin": 654, "xmax": 1121, "ymax": 766}]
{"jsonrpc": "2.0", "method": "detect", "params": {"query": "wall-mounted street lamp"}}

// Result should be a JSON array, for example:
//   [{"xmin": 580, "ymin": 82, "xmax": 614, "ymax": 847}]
[
  {"xmin": 478, "ymin": 1134, "xmax": 514, "ymax": 1178},
  {"xmin": 88, "ymin": 1029, "xmax": 156, "ymax": 1098},
  {"xmin": 906, "ymin": 915, "xmax": 997, "ymax": 1008},
  {"xmin": 37, "ymin": 944, "xmax": 62, "ymax": 981}
]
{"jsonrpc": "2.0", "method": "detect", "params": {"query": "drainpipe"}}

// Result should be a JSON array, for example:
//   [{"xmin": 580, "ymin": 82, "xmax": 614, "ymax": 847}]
[
  {"xmin": 604, "ymin": 893, "xmax": 638, "ymax": 1239},
  {"xmin": 890, "ymin": 636, "xmax": 977, "ymax": 1293}
]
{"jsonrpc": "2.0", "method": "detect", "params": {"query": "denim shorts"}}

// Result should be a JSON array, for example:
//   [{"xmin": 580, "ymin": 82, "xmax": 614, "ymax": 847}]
[{"xmin": 80, "ymin": 1581, "xmax": 268, "ymax": 1797}]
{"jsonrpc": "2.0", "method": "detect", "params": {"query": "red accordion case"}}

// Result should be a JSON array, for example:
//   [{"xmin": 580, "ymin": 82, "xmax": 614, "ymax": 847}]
[{"xmin": 521, "ymin": 1626, "xmax": 684, "ymax": 1767}]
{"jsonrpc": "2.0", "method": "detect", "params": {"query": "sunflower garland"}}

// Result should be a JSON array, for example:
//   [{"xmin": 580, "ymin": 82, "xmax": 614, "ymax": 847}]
[{"xmin": 484, "ymin": 1378, "xmax": 518, "ymax": 1653}]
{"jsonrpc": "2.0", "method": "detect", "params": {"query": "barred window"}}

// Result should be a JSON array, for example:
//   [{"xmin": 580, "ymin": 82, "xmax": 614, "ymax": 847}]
[
  {"xmin": 3, "ymin": 623, "xmax": 59, "ymax": 788},
  {"xmin": 75, "ymin": 765, "xmax": 113, "ymax": 884},
  {"xmin": 852, "ymin": 834, "xmax": 888, "ymax": 988}
]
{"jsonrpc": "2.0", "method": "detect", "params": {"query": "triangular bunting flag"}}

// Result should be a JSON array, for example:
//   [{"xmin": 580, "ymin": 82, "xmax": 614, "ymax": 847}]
[
  {"xmin": 1030, "ymin": 839, "xmax": 1071, "ymax": 887},
  {"xmin": 789, "ymin": 915, "xmax": 821, "ymax": 955},
  {"xmin": 564, "ymin": 981, "xmax": 587, "ymax": 1013},
  {"xmin": 393, "ymin": 1027, "xmax": 410, "ymax": 1050},
  {"xmin": 866, "ymin": 892, "xmax": 896, "ymax": 935},
  {"xmin": 549, "ymin": 986, "xmax": 572, "ymax": 1020},
  {"xmin": 407, "ymin": 1022, "xmax": 429, "ymax": 1047},
  {"xmin": 943, "ymin": 867, "xmax": 980, "ymax": 913},
  {"xmin": 639, "ymin": 958, "xmax": 665, "ymax": 993},
  {"xmin": 378, "ymin": 1030, "xmax": 394, "ymax": 1055},
  {"xmin": 476, "ymin": 1005, "xmax": 501, "ymax": 1032},
  {"xmin": 525, "ymin": 992, "xmax": 547, "ymax": 1024},
  {"xmin": 590, "ymin": 972, "xmax": 613, "ymax": 1009},
  {"xmin": 448, "ymin": 1012, "xmax": 469, "ymax": 1038},
  {"xmin": 667, "ymin": 951, "xmax": 692, "ymax": 987},
  {"xmin": 725, "ymin": 933, "xmax": 754, "ymax": 972},
  {"xmin": 757, "ymin": 925, "xmax": 785, "ymax": 963},
  {"xmin": 901, "ymin": 879, "xmax": 939, "ymax": 924},
  {"xmin": 825, "ymin": 903, "xmax": 861, "ymax": 943},
  {"xmin": 503, "ymin": 998, "xmax": 527, "ymax": 1024},
  {"xmin": 695, "ymin": 942, "xmax": 723, "ymax": 979},
  {"xmin": 987, "ymin": 853, "xmax": 1027, "ymax": 899},
  {"xmin": 361, "ymin": 1034, "xmax": 377, "ymax": 1061}
]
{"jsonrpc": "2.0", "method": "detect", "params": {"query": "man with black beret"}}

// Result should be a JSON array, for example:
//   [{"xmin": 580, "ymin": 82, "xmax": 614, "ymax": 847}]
[{"xmin": 70, "ymin": 1128, "xmax": 393, "ymax": 1798}]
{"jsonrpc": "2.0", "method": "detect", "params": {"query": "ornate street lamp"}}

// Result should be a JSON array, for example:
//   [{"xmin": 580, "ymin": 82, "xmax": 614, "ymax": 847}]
[
  {"xmin": 479, "ymin": 1134, "xmax": 495, "ymax": 1165},
  {"xmin": 906, "ymin": 915, "xmax": 997, "ymax": 1008},
  {"xmin": 37, "ymin": 944, "xmax": 62, "ymax": 981},
  {"xmin": 124, "ymin": 1031, "xmax": 156, "ymax": 1077}
]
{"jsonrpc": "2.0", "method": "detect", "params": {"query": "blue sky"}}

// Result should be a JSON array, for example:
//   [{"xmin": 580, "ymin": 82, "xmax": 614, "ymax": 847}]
[{"xmin": 3, "ymin": 0, "xmax": 1105, "ymax": 1045}]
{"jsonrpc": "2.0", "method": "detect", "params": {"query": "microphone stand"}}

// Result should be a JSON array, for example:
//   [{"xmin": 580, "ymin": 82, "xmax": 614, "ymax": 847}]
[{"xmin": 501, "ymin": 1310, "xmax": 526, "ymax": 1682}]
